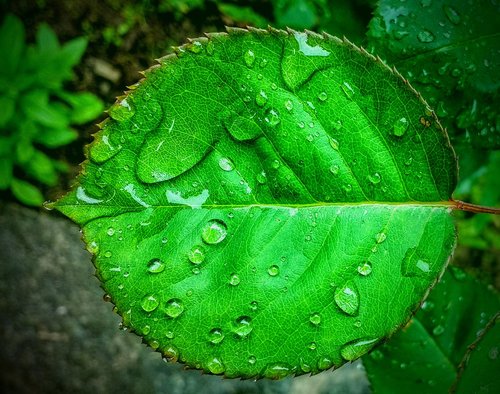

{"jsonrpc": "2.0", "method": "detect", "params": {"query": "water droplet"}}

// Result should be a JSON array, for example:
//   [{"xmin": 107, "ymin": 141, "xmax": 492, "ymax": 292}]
[
  {"xmin": 329, "ymin": 138, "xmax": 339, "ymax": 150},
  {"xmin": 489, "ymin": 347, "xmax": 498, "ymax": 360},
  {"xmin": 206, "ymin": 40, "xmax": 214, "ymax": 55},
  {"xmin": 375, "ymin": 232, "xmax": 387, "ymax": 243},
  {"xmin": 188, "ymin": 245, "xmax": 205, "ymax": 265},
  {"xmin": 402, "ymin": 248, "xmax": 431, "ymax": 277},
  {"xmin": 285, "ymin": 100, "xmax": 293, "ymax": 111},
  {"xmin": 206, "ymin": 356, "xmax": 225, "ymax": 374},
  {"xmin": 262, "ymin": 362, "xmax": 292, "ymax": 379},
  {"xmin": 298, "ymin": 121, "xmax": 305, "ymax": 129},
  {"xmin": 343, "ymin": 184, "xmax": 352, "ymax": 194},
  {"xmin": 142, "ymin": 325, "xmax": 151, "ymax": 335},
  {"xmin": 318, "ymin": 91, "xmax": 328, "ymax": 101},
  {"xmin": 255, "ymin": 90, "xmax": 268, "ymax": 107},
  {"xmin": 201, "ymin": 220, "xmax": 228, "ymax": 244},
  {"xmin": 368, "ymin": 173, "xmax": 381, "ymax": 184},
  {"xmin": 107, "ymin": 227, "xmax": 115, "ymax": 236},
  {"xmin": 341, "ymin": 338, "xmax": 379, "ymax": 361},
  {"xmin": 330, "ymin": 165, "xmax": 340, "ymax": 175},
  {"xmin": 334, "ymin": 281, "xmax": 360, "ymax": 315},
  {"xmin": 165, "ymin": 330, "xmax": 174, "ymax": 339},
  {"xmin": 208, "ymin": 328, "xmax": 224, "ymax": 344},
  {"xmin": 104, "ymin": 251, "xmax": 112, "ymax": 258},
  {"xmin": 188, "ymin": 41, "xmax": 203, "ymax": 53},
  {"xmin": 141, "ymin": 294, "xmax": 160, "ymax": 312},
  {"xmin": 354, "ymin": 320, "xmax": 362, "ymax": 328},
  {"xmin": 147, "ymin": 258, "xmax": 165, "ymax": 274},
  {"xmin": 267, "ymin": 265, "xmax": 279, "ymax": 277},
  {"xmin": 357, "ymin": 262, "xmax": 372, "ymax": 276},
  {"xmin": 306, "ymin": 134, "xmax": 314, "ymax": 142},
  {"xmin": 218, "ymin": 157, "xmax": 234, "ymax": 171},
  {"xmin": 393, "ymin": 117, "xmax": 409, "ymax": 136},
  {"xmin": 109, "ymin": 98, "xmax": 135, "ymax": 122},
  {"xmin": 229, "ymin": 273, "xmax": 241, "ymax": 286},
  {"xmin": 256, "ymin": 171, "xmax": 267, "ymax": 184},
  {"xmin": 163, "ymin": 345, "xmax": 179, "ymax": 362},
  {"xmin": 244, "ymin": 49, "xmax": 255, "ymax": 67},
  {"xmin": 248, "ymin": 355, "xmax": 257, "ymax": 365},
  {"xmin": 233, "ymin": 316, "xmax": 253, "ymax": 338},
  {"xmin": 417, "ymin": 30, "xmax": 435, "ymax": 43},
  {"xmin": 192, "ymin": 267, "xmax": 201, "ymax": 275},
  {"xmin": 260, "ymin": 58, "xmax": 268, "ymax": 68},
  {"xmin": 443, "ymin": 5, "xmax": 460, "ymax": 24},
  {"xmin": 264, "ymin": 108, "xmax": 280, "ymax": 127},
  {"xmin": 317, "ymin": 357, "xmax": 333, "ymax": 370},
  {"xmin": 432, "ymin": 325, "xmax": 445, "ymax": 336},
  {"xmin": 341, "ymin": 82, "xmax": 355, "ymax": 99},
  {"xmin": 308, "ymin": 342, "xmax": 317, "ymax": 350},
  {"xmin": 165, "ymin": 298, "xmax": 184, "ymax": 318},
  {"xmin": 249, "ymin": 301, "xmax": 258, "ymax": 311},
  {"xmin": 309, "ymin": 312, "xmax": 321, "ymax": 326},
  {"xmin": 370, "ymin": 350, "xmax": 384, "ymax": 361},
  {"xmin": 271, "ymin": 159, "xmax": 280, "ymax": 169}
]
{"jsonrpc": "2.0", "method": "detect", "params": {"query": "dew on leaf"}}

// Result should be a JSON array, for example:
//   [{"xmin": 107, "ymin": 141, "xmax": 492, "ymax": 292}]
[
  {"xmin": 207, "ymin": 357, "xmax": 225, "ymax": 374},
  {"xmin": 107, "ymin": 227, "xmax": 115, "ymax": 236},
  {"xmin": 165, "ymin": 298, "xmax": 184, "ymax": 318},
  {"xmin": 375, "ymin": 232, "xmax": 387, "ymax": 244},
  {"xmin": 243, "ymin": 49, "xmax": 255, "ymax": 67},
  {"xmin": 443, "ymin": 5, "xmax": 461, "ymax": 24},
  {"xmin": 318, "ymin": 91, "xmax": 328, "ymax": 101},
  {"xmin": 334, "ymin": 281, "xmax": 360, "ymax": 315},
  {"xmin": 142, "ymin": 325, "xmax": 151, "ymax": 335},
  {"xmin": 333, "ymin": 120, "xmax": 343, "ymax": 130},
  {"xmin": 393, "ymin": 117, "xmax": 409, "ymax": 136},
  {"xmin": 317, "ymin": 357, "xmax": 333, "ymax": 370},
  {"xmin": 341, "ymin": 338, "xmax": 379, "ymax": 361},
  {"xmin": 188, "ymin": 41, "xmax": 203, "ymax": 54},
  {"xmin": 147, "ymin": 258, "xmax": 166, "ymax": 273},
  {"xmin": 329, "ymin": 165, "xmax": 340, "ymax": 175},
  {"xmin": 249, "ymin": 301, "xmax": 258, "ymax": 311},
  {"xmin": 271, "ymin": 159, "xmax": 280, "ymax": 169},
  {"xmin": 300, "ymin": 358, "xmax": 311, "ymax": 373},
  {"xmin": 208, "ymin": 328, "xmax": 225, "ymax": 344},
  {"xmin": 329, "ymin": 138, "xmax": 340, "ymax": 150},
  {"xmin": 341, "ymin": 82, "xmax": 355, "ymax": 99},
  {"xmin": 368, "ymin": 173, "xmax": 381, "ymax": 184},
  {"xmin": 233, "ymin": 316, "xmax": 253, "ymax": 338},
  {"xmin": 402, "ymin": 248, "xmax": 431, "ymax": 277},
  {"xmin": 308, "ymin": 342, "xmax": 317, "ymax": 350},
  {"xmin": 201, "ymin": 220, "xmax": 228, "ymax": 244},
  {"xmin": 218, "ymin": 157, "xmax": 235, "ymax": 171},
  {"xmin": 285, "ymin": 100, "xmax": 293, "ymax": 111},
  {"xmin": 165, "ymin": 330, "xmax": 174, "ymax": 339},
  {"xmin": 256, "ymin": 171, "xmax": 267, "ymax": 184},
  {"xmin": 141, "ymin": 294, "xmax": 160, "ymax": 312},
  {"xmin": 357, "ymin": 262, "xmax": 372, "ymax": 276},
  {"xmin": 229, "ymin": 273, "xmax": 241, "ymax": 286},
  {"xmin": 104, "ymin": 251, "xmax": 112, "ymax": 258},
  {"xmin": 262, "ymin": 362, "xmax": 292, "ymax": 379},
  {"xmin": 309, "ymin": 312, "xmax": 321, "ymax": 326},
  {"xmin": 255, "ymin": 90, "xmax": 268, "ymax": 107},
  {"xmin": 264, "ymin": 108, "xmax": 280, "ymax": 127},
  {"xmin": 268, "ymin": 265, "xmax": 279, "ymax": 276},
  {"xmin": 248, "ymin": 355, "xmax": 257, "ymax": 365},
  {"xmin": 432, "ymin": 324, "xmax": 445, "ymax": 336},
  {"xmin": 109, "ymin": 98, "xmax": 135, "ymax": 122},
  {"xmin": 417, "ymin": 30, "xmax": 435, "ymax": 43}
]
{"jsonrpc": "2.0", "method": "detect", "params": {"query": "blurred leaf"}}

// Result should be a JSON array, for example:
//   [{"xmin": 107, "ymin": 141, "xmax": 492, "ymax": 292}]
[
  {"xmin": 368, "ymin": 0, "xmax": 500, "ymax": 148},
  {"xmin": 0, "ymin": 158, "xmax": 13, "ymax": 189},
  {"xmin": 273, "ymin": 0, "xmax": 317, "ymax": 29},
  {"xmin": 218, "ymin": 3, "xmax": 269, "ymax": 28},
  {"xmin": 363, "ymin": 268, "xmax": 500, "ymax": 393},
  {"xmin": 59, "ymin": 36, "xmax": 88, "ymax": 69},
  {"xmin": 36, "ymin": 127, "xmax": 78, "ymax": 148},
  {"xmin": 21, "ymin": 90, "xmax": 70, "ymax": 129},
  {"xmin": 0, "ymin": 14, "xmax": 25, "ymax": 75},
  {"xmin": 24, "ymin": 150, "xmax": 58, "ymax": 186},
  {"xmin": 15, "ymin": 137, "xmax": 35, "ymax": 164},
  {"xmin": 11, "ymin": 178, "xmax": 44, "ymax": 206},
  {"xmin": 0, "ymin": 136, "xmax": 14, "ymax": 156},
  {"xmin": 0, "ymin": 94, "xmax": 15, "ymax": 127},
  {"xmin": 36, "ymin": 22, "xmax": 60, "ymax": 54},
  {"xmin": 58, "ymin": 91, "xmax": 104, "ymax": 125},
  {"xmin": 453, "ymin": 313, "xmax": 500, "ymax": 394}
]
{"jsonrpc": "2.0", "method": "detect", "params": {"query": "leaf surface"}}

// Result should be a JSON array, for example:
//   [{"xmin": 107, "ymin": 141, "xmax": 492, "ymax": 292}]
[{"xmin": 54, "ymin": 28, "xmax": 457, "ymax": 378}]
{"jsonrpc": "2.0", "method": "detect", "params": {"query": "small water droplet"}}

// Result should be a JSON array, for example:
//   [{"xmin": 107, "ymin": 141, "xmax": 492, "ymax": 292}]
[
  {"xmin": 306, "ymin": 134, "xmax": 314, "ymax": 142},
  {"xmin": 443, "ymin": 5, "xmax": 460, "ymax": 24},
  {"xmin": 255, "ymin": 90, "xmax": 268, "ymax": 107},
  {"xmin": 264, "ymin": 108, "xmax": 280, "ymax": 127},
  {"xmin": 256, "ymin": 171, "xmax": 267, "ymax": 184},
  {"xmin": 285, "ymin": 100, "xmax": 293, "ymax": 111},
  {"xmin": 163, "ymin": 345, "xmax": 179, "ymax": 362},
  {"xmin": 262, "ymin": 362, "xmax": 292, "ymax": 379},
  {"xmin": 208, "ymin": 327, "xmax": 225, "ymax": 344},
  {"xmin": 141, "ymin": 294, "xmax": 160, "ymax": 312},
  {"xmin": 317, "ymin": 357, "xmax": 333, "ymax": 370},
  {"xmin": 334, "ymin": 281, "xmax": 360, "ymax": 315},
  {"xmin": 308, "ymin": 342, "xmax": 317, "ymax": 350},
  {"xmin": 165, "ymin": 330, "xmax": 174, "ymax": 339},
  {"xmin": 357, "ymin": 262, "xmax": 372, "ymax": 276},
  {"xmin": 147, "ymin": 258, "xmax": 165, "ymax": 274},
  {"xmin": 192, "ymin": 267, "xmax": 200, "ymax": 275},
  {"xmin": 432, "ymin": 325, "xmax": 445, "ymax": 336},
  {"xmin": 218, "ymin": 157, "xmax": 234, "ymax": 171},
  {"xmin": 343, "ymin": 184, "xmax": 352, "ymax": 193},
  {"xmin": 244, "ymin": 49, "xmax": 255, "ymax": 67},
  {"xmin": 489, "ymin": 347, "xmax": 498, "ymax": 360},
  {"xmin": 107, "ymin": 227, "xmax": 115, "ymax": 236},
  {"xmin": 375, "ymin": 232, "xmax": 387, "ymax": 243},
  {"xmin": 234, "ymin": 316, "xmax": 253, "ymax": 338},
  {"xmin": 104, "ymin": 251, "xmax": 112, "ymax": 258},
  {"xmin": 341, "ymin": 338, "xmax": 379, "ymax": 361},
  {"xmin": 248, "ymin": 355, "xmax": 257, "ymax": 364},
  {"xmin": 142, "ymin": 325, "xmax": 151, "ymax": 335},
  {"xmin": 229, "ymin": 273, "xmax": 241, "ymax": 286},
  {"xmin": 354, "ymin": 320, "xmax": 362, "ymax": 328},
  {"xmin": 165, "ymin": 298, "xmax": 184, "ymax": 318},
  {"xmin": 298, "ymin": 121, "xmax": 305, "ymax": 129},
  {"xmin": 417, "ymin": 30, "xmax": 435, "ymax": 43},
  {"xmin": 260, "ymin": 58, "xmax": 268, "ymax": 68},
  {"xmin": 330, "ymin": 164, "xmax": 340, "ymax": 175},
  {"xmin": 333, "ymin": 120, "xmax": 343, "ymax": 130},
  {"xmin": 341, "ymin": 82, "xmax": 355, "ymax": 99},
  {"xmin": 188, "ymin": 41, "xmax": 203, "ymax": 53},
  {"xmin": 393, "ymin": 117, "xmax": 409, "ymax": 137},
  {"xmin": 201, "ymin": 220, "xmax": 228, "ymax": 244},
  {"xmin": 206, "ymin": 357, "xmax": 225, "ymax": 374},
  {"xmin": 271, "ymin": 159, "xmax": 280, "ymax": 169},
  {"xmin": 329, "ymin": 138, "xmax": 339, "ymax": 150},
  {"xmin": 249, "ymin": 301, "xmax": 258, "ymax": 311},
  {"xmin": 309, "ymin": 312, "xmax": 321, "ymax": 326},
  {"xmin": 368, "ymin": 173, "xmax": 381, "ymax": 184},
  {"xmin": 402, "ymin": 248, "xmax": 431, "ymax": 277},
  {"xmin": 318, "ymin": 91, "xmax": 328, "ymax": 101},
  {"xmin": 188, "ymin": 245, "xmax": 205, "ymax": 265},
  {"xmin": 267, "ymin": 265, "xmax": 279, "ymax": 277}
]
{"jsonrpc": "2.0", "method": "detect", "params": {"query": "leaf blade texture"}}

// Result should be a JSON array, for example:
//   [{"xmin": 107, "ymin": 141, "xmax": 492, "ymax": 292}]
[{"xmin": 54, "ymin": 28, "xmax": 457, "ymax": 378}]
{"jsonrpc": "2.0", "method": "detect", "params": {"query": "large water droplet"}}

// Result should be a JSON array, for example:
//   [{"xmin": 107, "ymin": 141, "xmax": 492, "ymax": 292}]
[
  {"xmin": 208, "ymin": 328, "xmax": 224, "ymax": 344},
  {"xmin": 357, "ymin": 262, "xmax": 372, "ymax": 276},
  {"xmin": 229, "ymin": 273, "xmax": 241, "ymax": 286},
  {"xmin": 109, "ymin": 98, "xmax": 135, "ymax": 122},
  {"xmin": 163, "ymin": 345, "xmax": 179, "ymax": 362},
  {"xmin": 255, "ymin": 90, "xmax": 268, "ymax": 107},
  {"xmin": 309, "ymin": 312, "xmax": 321, "ymax": 326},
  {"xmin": 262, "ymin": 362, "xmax": 292, "ymax": 379},
  {"xmin": 244, "ymin": 49, "xmax": 255, "ymax": 67},
  {"xmin": 334, "ymin": 281, "xmax": 360, "ymax": 315},
  {"xmin": 147, "ymin": 258, "xmax": 165, "ymax": 273},
  {"xmin": 165, "ymin": 298, "xmax": 184, "ymax": 318},
  {"xmin": 368, "ymin": 173, "xmax": 381, "ymax": 185},
  {"xmin": 393, "ymin": 117, "xmax": 409, "ymax": 137},
  {"xmin": 141, "ymin": 294, "xmax": 160, "ymax": 312},
  {"xmin": 417, "ymin": 30, "xmax": 435, "ymax": 43},
  {"xmin": 207, "ymin": 357, "xmax": 225, "ymax": 374},
  {"xmin": 233, "ymin": 316, "xmax": 253, "ymax": 338},
  {"xmin": 201, "ymin": 220, "xmax": 228, "ymax": 244},
  {"xmin": 317, "ymin": 357, "xmax": 333, "ymax": 370},
  {"xmin": 188, "ymin": 245, "xmax": 205, "ymax": 265},
  {"xmin": 264, "ymin": 108, "xmax": 280, "ymax": 127},
  {"xmin": 218, "ymin": 157, "xmax": 234, "ymax": 171},
  {"xmin": 443, "ymin": 5, "xmax": 461, "ymax": 24},
  {"xmin": 268, "ymin": 265, "xmax": 279, "ymax": 277},
  {"xmin": 341, "ymin": 338, "xmax": 379, "ymax": 361},
  {"xmin": 402, "ymin": 248, "xmax": 431, "ymax": 277}
]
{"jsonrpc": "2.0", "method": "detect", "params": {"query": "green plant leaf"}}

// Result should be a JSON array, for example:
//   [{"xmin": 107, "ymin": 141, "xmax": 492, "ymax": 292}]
[
  {"xmin": 21, "ymin": 90, "xmax": 70, "ymax": 129},
  {"xmin": 0, "ymin": 158, "xmax": 13, "ymax": 190},
  {"xmin": 368, "ymin": 0, "xmax": 500, "ymax": 148},
  {"xmin": 36, "ymin": 127, "xmax": 79, "ymax": 148},
  {"xmin": 54, "ymin": 28, "xmax": 457, "ymax": 379},
  {"xmin": 0, "ymin": 14, "xmax": 25, "ymax": 76},
  {"xmin": 58, "ymin": 91, "xmax": 104, "ymax": 125},
  {"xmin": 11, "ymin": 178, "xmax": 44, "ymax": 206},
  {"xmin": 24, "ymin": 150, "xmax": 58, "ymax": 186},
  {"xmin": 363, "ymin": 267, "xmax": 500, "ymax": 393},
  {"xmin": 218, "ymin": 3, "xmax": 269, "ymax": 28},
  {"xmin": 0, "ymin": 94, "xmax": 15, "ymax": 127},
  {"xmin": 36, "ymin": 22, "xmax": 60, "ymax": 55}
]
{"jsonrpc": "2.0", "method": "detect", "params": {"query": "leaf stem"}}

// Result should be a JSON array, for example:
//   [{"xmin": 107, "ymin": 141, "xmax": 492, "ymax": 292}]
[{"xmin": 453, "ymin": 200, "xmax": 500, "ymax": 215}]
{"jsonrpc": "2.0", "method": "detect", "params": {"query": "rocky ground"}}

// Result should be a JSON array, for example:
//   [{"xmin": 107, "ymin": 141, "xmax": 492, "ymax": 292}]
[{"xmin": 0, "ymin": 203, "xmax": 370, "ymax": 394}]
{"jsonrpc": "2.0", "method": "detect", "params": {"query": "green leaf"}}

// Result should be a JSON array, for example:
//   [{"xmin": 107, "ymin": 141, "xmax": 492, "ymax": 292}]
[
  {"xmin": 0, "ymin": 94, "xmax": 16, "ymax": 127},
  {"xmin": 273, "ymin": 0, "xmax": 318, "ymax": 29},
  {"xmin": 0, "ymin": 14, "xmax": 25, "ymax": 75},
  {"xmin": 368, "ymin": 0, "xmax": 500, "ymax": 148},
  {"xmin": 54, "ymin": 28, "xmax": 457, "ymax": 379},
  {"xmin": 363, "ymin": 268, "xmax": 500, "ymax": 393},
  {"xmin": 21, "ymin": 90, "xmax": 70, "ymax": 129},
  {"xmin": 0, "ymin": 158, "xmax": 13, "ymax": 189},
  {"xmin": 453, "ymin": 313, "xmax": 500, "ymax": 394},
  {"xmin": 58, "ymin": 91, "xmax": 104, "ymax": 125},
  {"xmin": 11, "ymin": 178, "xmax": 44, "ymax": 206},
  {"xmin": 218, "ymin": 3, "xmax": 269, "ymax": 28},
  {"xmin": 36, "ymin": 22, "xmax": 60, "ymax": 54},
  {"xmin": 59, "ymin": 36, "xmax": 87, "ymax": 69},
  {"xmin": 24, "ymin": 150, "xmax": 58, "ymax": 186},
  {"xmin": 36, "ymin": 127, "xmax": 78, "ymax": 148}
]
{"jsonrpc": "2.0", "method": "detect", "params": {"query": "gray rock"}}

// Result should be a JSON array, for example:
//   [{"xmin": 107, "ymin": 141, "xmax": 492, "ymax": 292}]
[{"xmin": 0, "ymin": 203, "xmax": 370, "ymax": 394}]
